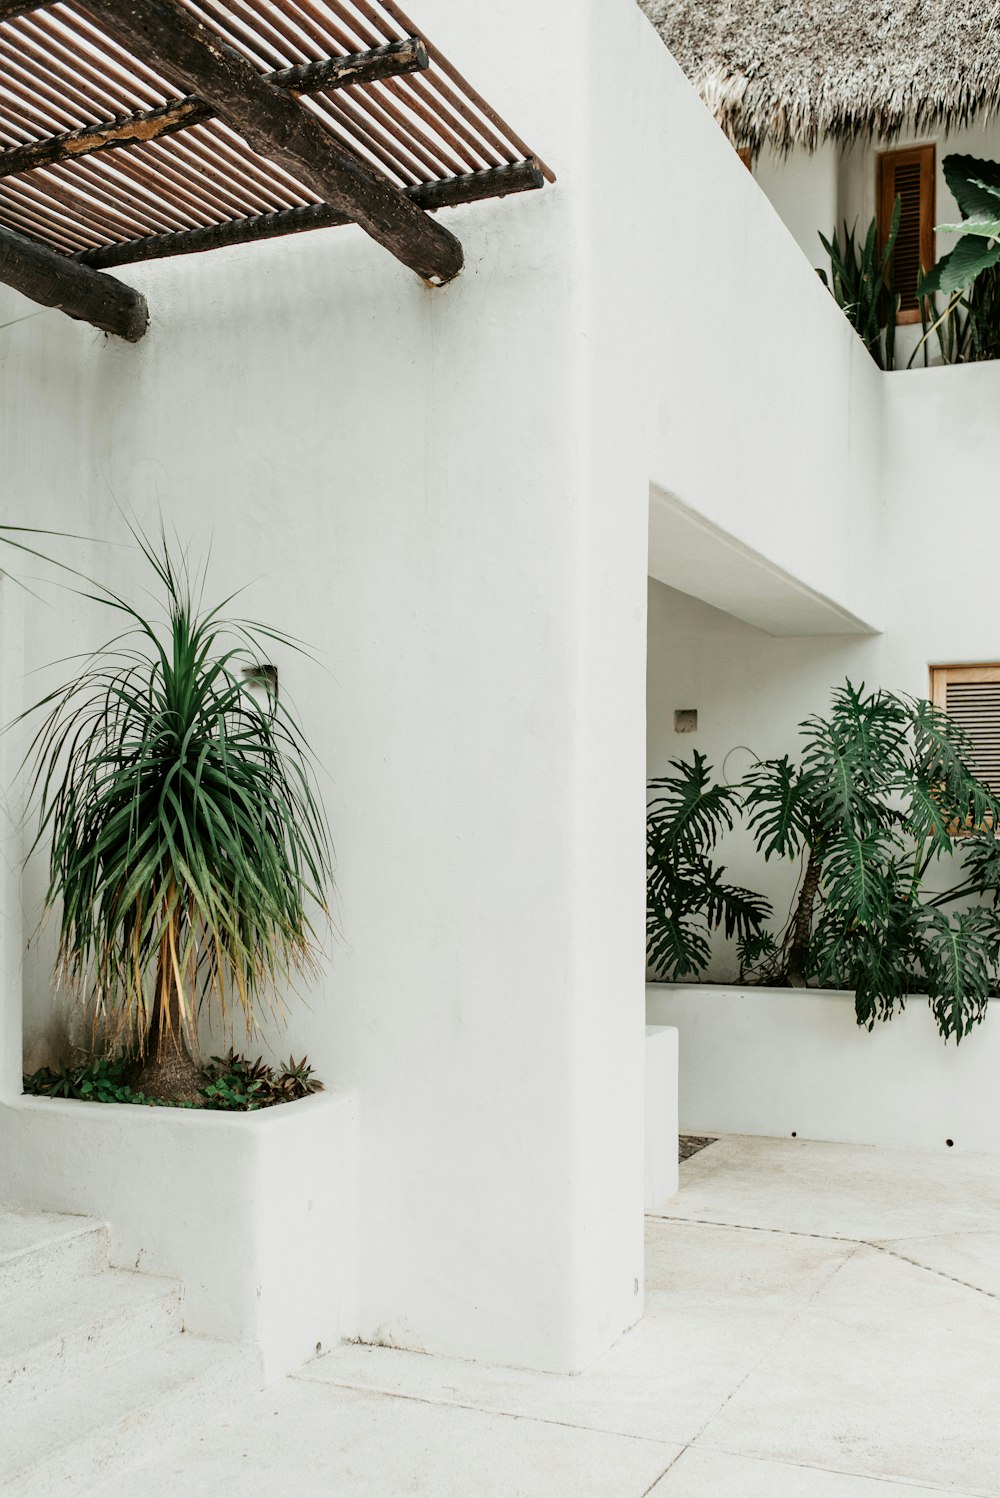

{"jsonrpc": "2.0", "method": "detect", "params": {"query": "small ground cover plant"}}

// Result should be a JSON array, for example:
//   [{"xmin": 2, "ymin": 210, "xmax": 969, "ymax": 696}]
[
  {"xmin": 647, "ymin": 681, "xmax": 1000, "ymax": 1042},
  {"xmin": 23, "ymin": 1051, "xmax": 323, "ymax": 1111}
]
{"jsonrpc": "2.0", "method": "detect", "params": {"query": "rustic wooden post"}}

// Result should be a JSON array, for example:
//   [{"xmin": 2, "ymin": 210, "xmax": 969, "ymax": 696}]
[{"xmin": 0, "ymin": 223, "xmax": 148, "ymax": 340}]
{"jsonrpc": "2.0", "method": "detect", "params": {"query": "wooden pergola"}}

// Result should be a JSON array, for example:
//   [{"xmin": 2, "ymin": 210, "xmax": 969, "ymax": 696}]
[{"xmin": 0, "ymin": 0, "xmax": 552, "ymax": 340}]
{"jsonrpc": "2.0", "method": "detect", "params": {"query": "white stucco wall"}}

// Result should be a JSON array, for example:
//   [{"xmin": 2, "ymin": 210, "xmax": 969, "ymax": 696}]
[
  {"xmin": 0, "ymin": 0, "xmax": 945, "ymax": 1373},
  {"xmin": 648, "ymin": 985, "xmax": 1000, "ymax": 1153},
  {"xmin": 754, "ymin": 140, "xmax": 840, "ymax": 266},
  {"xmin": 642, "ymin": 123, "xmax": 884, "ymax": 628},
  {"xmin": 647, "ymin": 357, "xmax": 1000, "ymax": 980}
]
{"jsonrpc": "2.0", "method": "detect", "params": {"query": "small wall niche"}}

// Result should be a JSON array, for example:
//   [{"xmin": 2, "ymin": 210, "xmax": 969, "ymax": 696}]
[{"xmin": 674, "ymin": 709, "xmax": 698, "ymax": 734}]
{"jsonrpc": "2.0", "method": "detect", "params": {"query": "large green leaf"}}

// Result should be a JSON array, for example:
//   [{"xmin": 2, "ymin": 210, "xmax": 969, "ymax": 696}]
[
  {"xmin": 743, "ymin": 755, "xmax": 810, "ymax": 859},
  {"xmin": 942, "ymin": 155, "xmax": 1000, "ymax": 221},
  {"xmin": 646, "ymin": 908, "xmax": 710, "ymax": 981},
  {"xmin": 918, "ymin": 908, "xmax": 998, "ymax": 1042},
  {"xmin": 937, "ymin": 213, "xmax": 1000, "ymax": 239},
  {"xmin": 647, "ymin": 752, "xmax": 741, "ymax": 862},
  {"xmin": 920, "ymin": 235, "xmax": 1000, "ymax": 296},
  {"xmin": 820, "ymin": 831, "xmax": 892, "ymax": 927},
  {"xmin": 701, "ymin": 870, "xmax": 772, "ymax": 943}
]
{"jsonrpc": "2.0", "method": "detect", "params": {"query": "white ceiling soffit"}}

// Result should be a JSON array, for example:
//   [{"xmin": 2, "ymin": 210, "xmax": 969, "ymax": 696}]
[{"xmin": 648, "ymin": 486, "xmax": 878, "ymax": 639}]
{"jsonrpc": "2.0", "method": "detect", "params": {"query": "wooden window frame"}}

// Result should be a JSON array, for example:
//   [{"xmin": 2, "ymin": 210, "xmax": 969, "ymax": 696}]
[
  {"xmin": 930, "ymin": 663, "xmax": 1000, "ymax": 708},
  {"xmin": 930, "ymin": 663, "xmax": 1000, "ymax": 833},
  {"xmin": 878, "ymin": 144, "xmax": 935, "ymax": 325}
]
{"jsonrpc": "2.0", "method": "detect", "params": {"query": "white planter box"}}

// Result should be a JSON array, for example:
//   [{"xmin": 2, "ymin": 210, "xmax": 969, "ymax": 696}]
[
  {"xmin": 647, "ymin": 984, "xmax": 1000, "ymax": 1155},
  {"xmin": 645, "ymin": 1025, "xmax": 678, "ymax": 1208},
  {"xmin": 0, "ymin": 1090, "xmax": 356, "ymax": 1378}
]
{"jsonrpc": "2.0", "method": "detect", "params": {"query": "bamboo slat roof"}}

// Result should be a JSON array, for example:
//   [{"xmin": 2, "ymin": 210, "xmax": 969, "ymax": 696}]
[
  {"xmin": 0, "ymin": 0, "xmax": 551, "ymax": 268},
  {"xmin": 639, "ymin": 0, "xmax": 1000, "ymax": 154}
]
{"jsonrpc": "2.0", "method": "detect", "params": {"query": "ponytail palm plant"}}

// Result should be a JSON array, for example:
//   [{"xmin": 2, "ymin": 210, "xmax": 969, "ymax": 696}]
[{"xmin": 23, "ymin": 531, "xmax": 332, "ymax": 1101}]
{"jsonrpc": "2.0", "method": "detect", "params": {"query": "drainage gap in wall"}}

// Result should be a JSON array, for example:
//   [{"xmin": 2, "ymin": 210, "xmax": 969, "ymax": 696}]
[{"xmin": 679, "ymin": 1134, "xmax": 716, "ymax": 1161}]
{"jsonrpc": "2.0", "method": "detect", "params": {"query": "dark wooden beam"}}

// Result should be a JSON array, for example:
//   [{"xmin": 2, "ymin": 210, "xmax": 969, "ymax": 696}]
[
  {"xmin": 77, "ymin": 0, "xmax": 462, "ymax": 284},
  {"xmin": 75, "ymin": 162, "xmax": 545, "ymax": 269},
  {"xmin": 278, "ymin": 40, "xmax": 428, "ymax": 94},
  {"xmin": 0, "ymin": 0, "xmax": 49, "ymax": 22},
  {"xmin": 0, "ymin": 221, "xmax": 147, "ymax": 338},
  {"xmin": 0, "ymin": 98, "xmax": 212, "ymax": 179},
  {"xmin": 0, "ymin": 41, "xmax": 430, "ymax": 180}
]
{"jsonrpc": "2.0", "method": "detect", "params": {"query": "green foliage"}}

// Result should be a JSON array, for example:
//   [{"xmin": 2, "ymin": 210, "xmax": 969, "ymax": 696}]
[
  {"xmin": 646, "ymin": 752, "xmax": 771, "ymax": 981},
  {"xmin": 923, "ymin": 155, "xmax": 1000, "ymax": 294},
  {"xmin": 742, "ymin": 683, "xmax": 1000, "ymax": 1041},
  {"xmin": 23, "ymin": 1050, "xmax": 323, "ymax": 1110},
  {"xmin": 23, "ymin": 1055, "xmax": 150, "ymax": 1106},
  {"xmin": 201, "ymin": 1050, "xmax": 323, "ymax": 1110},
  {"xmin": 817, "ymin": 203, "xmax": 900, "ymax": 370},
  {"xmin": 913, "ymin": 156, "xmax": 1000, "ymax": 365},
  {"xmin": 650, "ymin": 682, "xmax": 1000, "ymax": 1043},
  {"xmin": 19, "ymin": 526, "xmax": 333, "ymax": 1063}
]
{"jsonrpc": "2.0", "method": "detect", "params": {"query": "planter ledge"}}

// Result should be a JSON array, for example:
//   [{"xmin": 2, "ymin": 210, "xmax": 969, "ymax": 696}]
[{"xmin": 0, "ymin": 1088, "xmax": 357, "ymax": 1379}]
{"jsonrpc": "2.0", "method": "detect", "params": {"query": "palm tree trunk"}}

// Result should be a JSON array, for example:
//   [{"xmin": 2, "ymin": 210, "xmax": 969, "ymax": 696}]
[
  {"xmin": 787, "ymin": 847, "xmax": 822, "ymax": 988},
  {"xmin": 133, "ymin": 939, "xmax": 204, "ymax": 1103}
]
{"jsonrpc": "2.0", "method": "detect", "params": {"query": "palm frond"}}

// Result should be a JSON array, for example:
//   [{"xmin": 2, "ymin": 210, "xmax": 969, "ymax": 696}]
[{"xmin": 22, "ymin": 528, "xmax": 333, "ymax": 1057}]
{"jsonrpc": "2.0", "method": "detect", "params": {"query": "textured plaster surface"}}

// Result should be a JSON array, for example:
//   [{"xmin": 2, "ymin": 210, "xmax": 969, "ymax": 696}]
[{"xmin": 68, "ymin": 1136, "xmax": 1000, "ymax": 1498}]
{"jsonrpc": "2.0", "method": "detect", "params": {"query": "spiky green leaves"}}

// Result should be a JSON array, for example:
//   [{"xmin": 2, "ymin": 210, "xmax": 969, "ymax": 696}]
[
  {"xmin": 817, "ymin": 200, "xmax": 900, "ymax": 369},
  {"xmin": 23, "ymin": 529, "xmax": 333, "ymax": 1057}
]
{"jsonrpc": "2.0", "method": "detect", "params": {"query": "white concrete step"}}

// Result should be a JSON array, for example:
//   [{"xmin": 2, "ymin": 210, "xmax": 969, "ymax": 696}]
[
  {"xmin": 0, "ymin": 1207, "xmax": 109, "ymax": 1304},
  {"xmin": 0, "ymin": 1264, "xmax": 182, "ymax": 1405},
  {"xmin": 1, "ymin": 1334, "xmax": 263, "ymax": 1497}
]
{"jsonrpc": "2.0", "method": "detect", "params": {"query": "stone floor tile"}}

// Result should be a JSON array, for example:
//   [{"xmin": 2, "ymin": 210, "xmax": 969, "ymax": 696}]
[
  {"xmin": 872, "ymin": 1231, "xmax": 1000, "ymax": 1298},
  {"xmin": 303, "ymin": 1220, "xmax": 856, "ymax": 1445},
  {"xmin": 698, "ymin": 1245, "xmax": 1000, "ymax": 1495},
  {"xmin": 656, "ymin": 1136, "xmax": 1000, "ymax": 1241},
  {"xmin": 80, "ymin": 1381, "xmax": 680, "ymax": 1498},
  {"xmin": 649, "ymin": 1447, "xmax": 980, "ymax": 1497}
]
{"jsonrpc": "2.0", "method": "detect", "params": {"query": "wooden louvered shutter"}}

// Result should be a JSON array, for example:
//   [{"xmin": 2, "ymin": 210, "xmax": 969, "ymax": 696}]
[
  {"xmin": 931, "ymin": 665, "xmax": 1000, "ymax": 797},
  {"xmin": 878, "ymin": 145, "xmax": 935, "ymax": 325}
]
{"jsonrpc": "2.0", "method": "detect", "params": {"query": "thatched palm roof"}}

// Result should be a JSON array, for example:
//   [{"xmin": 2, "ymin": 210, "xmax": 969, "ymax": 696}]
[{"xmin": 638, "ymin": 1, "xmax": 1000, "ymax": 153}]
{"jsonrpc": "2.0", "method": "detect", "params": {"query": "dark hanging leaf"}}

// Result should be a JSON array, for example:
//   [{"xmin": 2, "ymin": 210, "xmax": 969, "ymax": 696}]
[
  {"xmin": 942, "ymin": 154, "xmax": 1000, "ymax": 222},
  {"xmin": 920, "ymin": 235, "xmax": 1000, "ymax": 296}
]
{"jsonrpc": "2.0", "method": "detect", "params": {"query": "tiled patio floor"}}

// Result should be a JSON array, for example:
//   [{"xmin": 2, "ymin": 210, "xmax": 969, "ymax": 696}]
[{"xmin": 84, "ymin": 1136, "xmax": 1000, "ymax": 1497}]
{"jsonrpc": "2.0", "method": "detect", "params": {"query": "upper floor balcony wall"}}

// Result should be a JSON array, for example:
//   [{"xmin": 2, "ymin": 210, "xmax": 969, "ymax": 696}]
[{"xmin": 753, "ymin": 117, "xmax": 1000, "ymax": 369}]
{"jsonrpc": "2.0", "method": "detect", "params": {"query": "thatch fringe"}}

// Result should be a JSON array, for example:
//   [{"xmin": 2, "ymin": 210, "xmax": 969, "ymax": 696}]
[{"xmin": 638, "ymin": 1, "xmax": 1000, "ymax": 154}]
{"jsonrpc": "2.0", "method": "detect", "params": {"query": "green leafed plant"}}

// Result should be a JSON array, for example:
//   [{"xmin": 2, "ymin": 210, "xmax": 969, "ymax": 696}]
[
  {"xmin": 23, "ymin": 1049, "xmax": 323, "ymax": 1110},
  {"xmin": 646, "ymin": 752, "xmax": 771, "ymax": 981},
  {"xmin": 817, "ymin": 200, "xmax": 901, "ymax": 370},
  {"xmin": 741, "ymin": 682, "xmax": 1000, "ymax": 1042},
  {"xmin": 19, "ymin": 526, "xmax": 333, "ymax": 1101},
  {"xmin": 913, "ymin": 156, "xmax": 1000, "ymax": 365},
  {"xmin": 922, "ymin": 155, "xmax": 1000, "ymax": 296}
]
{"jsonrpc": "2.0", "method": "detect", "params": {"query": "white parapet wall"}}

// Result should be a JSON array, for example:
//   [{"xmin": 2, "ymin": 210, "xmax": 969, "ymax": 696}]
[
  {"xmin": 647, "ymin": 984, "xmax": 1000, "ymax": 1155},
  {"xmin": 645, "ymin": 1026, "xmax": 679, "ymax": 1208},
  {"xmin": 0, "ymin": 1092, "xmax": 356, "ymax": 1379}
]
